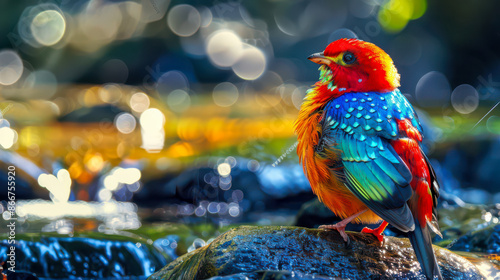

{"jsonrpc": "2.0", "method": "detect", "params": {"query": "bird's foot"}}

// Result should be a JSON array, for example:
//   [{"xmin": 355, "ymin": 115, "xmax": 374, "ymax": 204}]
[
  {"xmin": 318, "ymin": 209, "xmax": 368, "ymax": 244},
  {"xmin": 361, "ymin": 227, "xmax": 384, "ymax": 242},
  {"xmin": 319, "ymin": 223, "xmax": 349, "ymax": 243},
  {"xmin": 362, "ymin": 221, "xmax": 389, "ymax": 243}
]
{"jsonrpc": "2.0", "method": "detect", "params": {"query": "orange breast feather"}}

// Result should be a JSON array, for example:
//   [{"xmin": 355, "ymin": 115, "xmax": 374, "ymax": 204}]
[{"xmin": 294, "ymin": 88, "xmax": 381, "ymax": 223}]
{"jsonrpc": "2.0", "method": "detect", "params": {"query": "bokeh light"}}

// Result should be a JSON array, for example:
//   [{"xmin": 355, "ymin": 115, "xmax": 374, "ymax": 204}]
[
  {"xmin": 157, "ymin": 70, "xmax": 189, "ymax": 94},
  {"xmin": 99, "ymin": 84, "xmax": 123, "ymax": 104},
  {"xmin": 37, "ymin": 169, "xmax": 72, "ymax": 203},
  {"xmin": 212, "ymin": 82, "xmax": 239, "ymax": 107},
  {"xmin": 98, "ymin": 189, "xmax": 113, "ymax": 201},
  {"xmin": 24, "ymin": 70, "xmax": 58, "ymax": 99},
  {"xmin": 0, "ymin": 127, "xmax": 17, "ymax": 149},
  {"xmin": 71, "ymin": 3, "xmax": 123, "ymax": 52},
  {"xmin": 217, "ymin": 163, "xmax": 231, "ymax": 177},
  {"xmin": 247, "ymin": 160, "xmax": 260, "ymax": 172},
  {"xmin": 167, "ymin": 5, "xmax": 201, "ymax": 37},
  {"xmin": 30, "ymin": 9, "xmax": 66, "ymax": 46},
  {"xmin": 130, "ymin": 92, "xmax": 150, "ymax": 113},
  {"xmin": 85, "ymin": 153, "xmax": 104, "ymax": 173},
  {"xmin": 415, "ymin": 71, "xmax": 451, "ymax": 107},
  {"xmin": 198, "ymin": 6, "xmax": 213, "ymax": 27},
  {"xmin": 292, "ymin": 87, "xmax": 308, "ymax": 110},
  {"xmin": 113, "ymin": 167, "xmax": 142, "ymax": 185},
  {"xmin": 228, "ymin": 202, "xmax": 240, "ymax": 217},
  {"xmin": 104, "ymin": 175, "xmax": 120, "ymax": 191},
  {"xmin": 140, "ymin": 108, "xmax": 165, "ymax": 152},
  {"xmin": 115, "ymin": 112, "xmax": 137, "ymax": 134},
  {"xmin": 378, "ymin": 0, "xmax": 427, "ymax": 33},
  {"xmin": 140, "ymin": 108, "xmax": 165, "ymax": 131},
  {"xmin": 0, "ymin": 119, "xmax": 10, "ymax": 128},
  {"xmin": 451, "ymin": 84, "xmax": 479, "ymax": 114},
  {"xmin": 0, "ymin": 50, "xmax": 23, "ymax": 86},
  {"xmin": 232, "ymin": 45, "xmax": 266, "ymax": 80},
  {"xmin": 206, "ymin": 30, "xmax": 243, "ymax": 67},
  {"xmin": 167, "ymin": 89, "xmax": 191, "ymax": 113},
  {"xmin": 102, "ymin": 167, "xmax": 142, "ymax": 194},
  {"xmin": 486, "ymin": 115, "xmax": 500, "ymax": 133}
]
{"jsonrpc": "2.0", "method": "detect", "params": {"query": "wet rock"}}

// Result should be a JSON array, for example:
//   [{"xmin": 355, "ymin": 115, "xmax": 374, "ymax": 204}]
[
  {"xmin": 436, "ymin": 204, "xmax": 500, "ymax": 251},
  {"xmin": 0, "ymin": 234, "xmax": 169, "ymax": 279},
  {"xmin": 447, "ymin": 224, "xmax": 500, "ymax": 254},
  {"xmin": 148, "ymin": 226, "xmax": 485, "ymax": 280},
  {"xmin": 458, "ymin": 252, "xmax": 500, "ymax": 280},
  {"xmin": 488, "ymin": 225, "xmax": 500, "ymax": 253},
  {"xmin": 207, "ymin": 270, "xmax": 341, "ymax": 280}
]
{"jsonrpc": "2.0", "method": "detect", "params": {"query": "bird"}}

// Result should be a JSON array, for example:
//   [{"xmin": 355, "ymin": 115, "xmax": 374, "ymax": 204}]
[{"xmin": 294, "ymin": 38, "xmax": 443, "ymax": 280}]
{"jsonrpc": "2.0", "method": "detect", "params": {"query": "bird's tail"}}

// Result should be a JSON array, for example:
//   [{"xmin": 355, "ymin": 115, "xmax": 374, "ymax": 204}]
[{"xmin": 408, "ymin": 219, "xmax": 443, "ymax": 280}]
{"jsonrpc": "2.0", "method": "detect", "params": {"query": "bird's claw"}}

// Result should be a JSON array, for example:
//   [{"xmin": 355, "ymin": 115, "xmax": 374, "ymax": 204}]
[
  {"xmin": 319, "ymin": 224, "xmax": 350, "ymax": 245},
  {"xmin": 361, "ymin": 227, "xmax": 384, "ymax": 243}
]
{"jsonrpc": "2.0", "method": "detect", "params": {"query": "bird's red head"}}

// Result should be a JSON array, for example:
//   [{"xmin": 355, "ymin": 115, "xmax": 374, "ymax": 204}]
[{"xmin": 309, "ymin": 39, "xmax": 400, "ymax": 94}]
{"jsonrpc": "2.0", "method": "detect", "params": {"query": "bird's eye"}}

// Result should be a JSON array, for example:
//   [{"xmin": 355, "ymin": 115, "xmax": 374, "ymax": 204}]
[{"xmin": 342, "ymin": 52, "xmax": 356, "ymax": 65}]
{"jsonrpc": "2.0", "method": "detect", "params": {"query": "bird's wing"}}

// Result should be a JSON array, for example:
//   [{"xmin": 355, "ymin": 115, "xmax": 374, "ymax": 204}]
[
  {"xmin": 321, "ymin": 90, "xmax": 419, "ymax": 232},
  {"xmin": 339, "ymin": 133, "xmax": 415, "ymax": 232}
]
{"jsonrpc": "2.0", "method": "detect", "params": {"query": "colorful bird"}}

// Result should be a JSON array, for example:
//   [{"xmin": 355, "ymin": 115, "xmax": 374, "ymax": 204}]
[{"xmin": 295, "ymin": 38, "xmax": 443, "ymax": 280}]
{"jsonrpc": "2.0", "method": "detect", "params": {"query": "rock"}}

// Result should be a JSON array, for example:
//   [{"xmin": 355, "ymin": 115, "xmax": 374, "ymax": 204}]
[
  {"xmin": 296, "ymin": 200, "xmax": 500, "ymax": 250},
  {"xmin": 207, "ymin": 270, "xmax": 341, "ymax": 280},
  {"xmin": 436, "ymin": 204, "xmax": 500, "ymax": 251},
  {"xmin": 148, "ymin": 226, "xmax": 485, "ymax": 280},
  {"xmin": 447, "ymin": 224, "xmax": 500, "ymax": 254},
  {"xmin": 0, "ymin": 234, "xmax": 169, "ymax": 279},
  {"xmin": 488, "ymin": 225, "xmax": 500, "ymax": 253}
]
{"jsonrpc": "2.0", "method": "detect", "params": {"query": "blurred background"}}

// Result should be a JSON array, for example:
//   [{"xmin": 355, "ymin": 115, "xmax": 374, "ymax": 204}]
[{"xmin": 0, "ymin": 0, "xmax": 500, "ymax": 279}]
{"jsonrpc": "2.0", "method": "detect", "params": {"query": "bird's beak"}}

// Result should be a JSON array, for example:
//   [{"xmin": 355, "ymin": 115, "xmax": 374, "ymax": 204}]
[{"xmin": 308, "ymin": 52, "xmax": 329, "ymax": 64}]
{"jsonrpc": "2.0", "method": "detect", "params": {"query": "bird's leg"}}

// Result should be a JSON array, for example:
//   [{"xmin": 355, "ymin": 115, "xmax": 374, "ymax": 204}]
[
  {"xmin": 362, "ymin": 221, "xmax": 389, "ymax": 242},
  {"xmin": 319, "ymin": 209, "xmax": 367, "ymax": 243}
]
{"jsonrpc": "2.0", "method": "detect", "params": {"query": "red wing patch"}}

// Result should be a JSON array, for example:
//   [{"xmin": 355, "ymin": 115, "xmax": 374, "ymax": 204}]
[{"xmin": 391, "ymin": 119, "xmax": 432, "ymax": 227}]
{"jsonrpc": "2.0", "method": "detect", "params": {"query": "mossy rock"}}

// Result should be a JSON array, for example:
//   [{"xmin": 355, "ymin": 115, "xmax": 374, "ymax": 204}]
[{"xmin": 149, "ymin": 226, "xmax": 485, "ymax": 280}]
